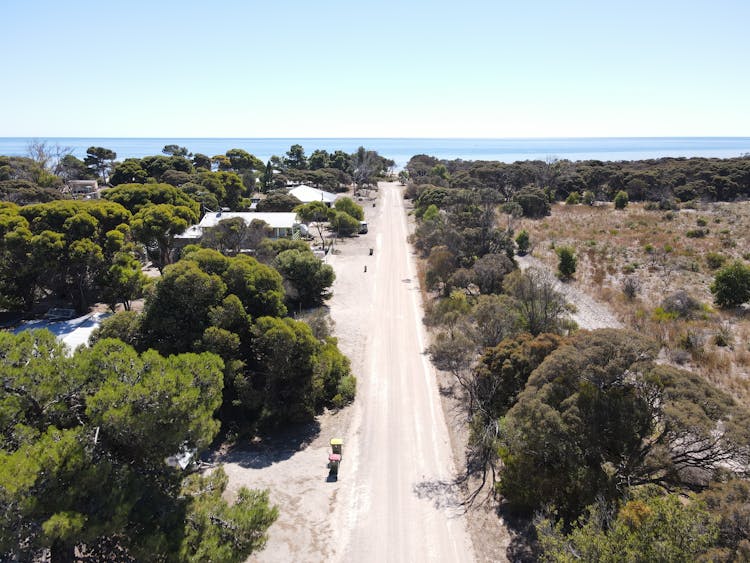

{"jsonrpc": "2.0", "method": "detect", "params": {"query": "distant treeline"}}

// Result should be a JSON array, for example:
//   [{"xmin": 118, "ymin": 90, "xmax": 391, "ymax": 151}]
[
  {"xmin": 406, "ymin": 154, "xmax": 750, "ymax": 204},
  {"xmin": 0, "ymin": 142, "xmax": 395, "ymax": 207}
]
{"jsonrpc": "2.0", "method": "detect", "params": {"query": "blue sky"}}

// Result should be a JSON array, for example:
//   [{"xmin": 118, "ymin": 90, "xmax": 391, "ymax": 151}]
[{"xmin": 1, "ymin": 0, "xmax": 749, "ymax": 137}]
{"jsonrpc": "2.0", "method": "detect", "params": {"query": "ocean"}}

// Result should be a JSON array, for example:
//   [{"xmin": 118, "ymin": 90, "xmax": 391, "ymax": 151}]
[{"xmin": 1, "ymin": 137, "xmax": 749, "ymax": 169}]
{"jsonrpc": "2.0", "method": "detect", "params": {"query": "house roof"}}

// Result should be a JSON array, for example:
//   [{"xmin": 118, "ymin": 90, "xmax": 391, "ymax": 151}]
[
  {"xmin": 288, "ymin": 184, "xmax": 338, "ymax": 204},
  {"xmin": 197, "ymin": 211, "xmax": 298, "ymax": 230}
]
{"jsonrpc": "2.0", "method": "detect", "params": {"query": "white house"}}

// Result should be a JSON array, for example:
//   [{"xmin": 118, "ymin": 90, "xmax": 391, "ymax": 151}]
[
  {"xmin": 288, "ymin": 184, "xmax": 338, "ymax": 207},
  {"xmin": 175, "ymin": 212, "xmax": 306, "ymax": 248},
  {"xmin": 66, "ymin": 180, "xmax": 100, "ymax": 199}
]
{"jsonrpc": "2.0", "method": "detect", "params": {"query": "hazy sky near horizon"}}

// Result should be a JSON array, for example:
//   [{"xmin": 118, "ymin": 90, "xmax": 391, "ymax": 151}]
[{"xmin": 2, "ymin": 0, "xmax": 749, "ymax": 138}]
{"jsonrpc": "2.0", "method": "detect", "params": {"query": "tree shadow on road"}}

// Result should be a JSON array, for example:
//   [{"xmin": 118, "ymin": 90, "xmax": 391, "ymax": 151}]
[
  {"xmin": 209, "ymin": 420, "xmax": 321, "ymax": 469},
  {"xmin": 412, "ymin": 478, "xmax": 464, "ymax": 512}
]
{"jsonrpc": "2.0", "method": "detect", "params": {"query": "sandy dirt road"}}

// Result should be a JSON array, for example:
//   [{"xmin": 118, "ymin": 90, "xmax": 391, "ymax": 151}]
[
  {"xmin": 216, "ymin": 183, "xmax": 474, "ymax": 563},
  {"xmin": 330, "ymin": 183, "xmax": 474, "ymax": 562},
  {"xmin": 220, "ymin": 182, "xmax": 474, "ymax": 562}
]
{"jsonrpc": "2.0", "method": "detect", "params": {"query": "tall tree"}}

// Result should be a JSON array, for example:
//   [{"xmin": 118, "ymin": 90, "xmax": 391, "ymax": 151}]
[
  {"xmin": 162, "ymin": 144, "xmax": 191, "ymax": 157},
  {"xmin": 0, "ymin": 331, "xmax": 277, "ymax": 562},
  {"xmin": 274, "ymin": 248, "xmax": 335, "ymax": 307},
  {"xmin": 130, "ymin": 204, "xmax": 197, "ymax": 271},
  {"xmin": 284, "ymin": 144, "xmax": 307, "ymax": 170},
  {"xmin": 83, "ymin": 146, "xmax": 117, "ymax": 184},
  {"xmin": 499, "ymin": 329, "xmax": 750, "ymax": 519}
]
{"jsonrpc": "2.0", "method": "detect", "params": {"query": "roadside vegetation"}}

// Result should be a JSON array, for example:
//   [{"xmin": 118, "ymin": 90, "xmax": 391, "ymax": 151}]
[
  {"xmin": 0, "ymin": 141, "xmax": 388, "ymax": 561},
  {"xmin": 406, "ymin": 153, "xmax": 750, "ymax": 561}
]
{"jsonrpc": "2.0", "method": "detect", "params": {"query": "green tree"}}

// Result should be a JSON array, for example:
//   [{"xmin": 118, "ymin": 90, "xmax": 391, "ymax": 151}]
[
  {"xmin": 192, "ymin": 153, "xmax": 212, "ymax": 170},
  {"xmin": 256, "ymin": 192, "xmax": 301, "ymax": 212},
  {"xmin": 103, "ymin": 182, "xmax": 200, "ymax": 216},
  {"xmin": 260, "ymin": 161, "xmax": 275, "ymax": 192},
  {"xmin": 162, "ymin": 144, "xmax": 191, "ymax": 157},
  {"xmin": 333, "ymin": 196, "xmax": 364, "ymax": 221},
  {"xmin": 471, "ymin": 252, "xmax": 515, "ymax": 294},
  {"xmin": 83, "ymin": 146, "xmax": 116, "ymax": 184},
  {"xmin": 284, "ymin": 144, "xmax": 307, "ymax": 170},
  {"xmin": 504, "ymin": 268, "xmax": 568, "ymax": 335},
  {"xmin": 178, "ymin": 468, "xmax": 278, "ymax": 562},
  {"xmin": 295, "ymin": 200, "xmax": 330, "ymax": 248},
  {"xmin": 140, "ymin": 260, "xmax": 227, "ymax": 354},
  {"xmin": 110, "ymin": 158, "xmax": 148, "ymax": 185},
  {"xmin": 499, "ymin": 329, "xmax": 750, "ymax": 518},
  {"xmin": 425, "ymin": 245, "xmax": 456, "ymax": 295},
  {"xmin": 99, "ymin": 251, "xmax": 149, "ymax": 311},
  {"xmin": 327, "ymin": 209, "xmax": 360, "ymax": 236},
  {"xmin": 0, "ymin": 331, "xmax": 269, "ymax": 562},
  {"xmin": 274, "ymin": 248, "xmax": 335, "ymax": 307},
  {"xmin": 131, "ymin": 204, "xmax": 197, "ymax": 271},
  {"xmin": 89, "ymin": 310, "xmax": 142, "ymax": 348},
  {"xmin": 313, "ymin": 337, "xmax": 354, "ymax": 408},
  {"xmin": 253, "ymin": 316, "xmax": 319, "ymax": 425},
  {"xmin": 710, "ymin": 260, "xmax": 750, "ymax": 308},
  {"xmin": 225, "ymin": 149, "xmax": 264, "ymax": 172},
  {"xmin": 56, "ymin": 154, "xmax": 93, "ymax": 182},
  {"xmin": 329, "ymin": 150, "xmax": 351, "ymax": 172},
  {"xmin": 474, "ymin": 332, "xmax": 562, "ymax": 418},
  {"xmin": 513, "ymin": 185, "xmax": 550, "ymax": 218},
  {"xmin": 215, "ymin": 171, "xmax": 246, "ymax": 210},
  {"xmin": 537, "ymin": 495, "xmax": 719, "ymax": 563},
  {"xmin": 220, "ymin": 255, "xmax": 287, "ymax": 319},
  {"xmin": 307, "ymin": 149, "xmax": 330, "ymax": 170},
  {"xmin": 556, "ymin": 245, "xmax": 577, "ymax": 280},
  {"xmin": 614, "ymin": 189, "xmax": 629, "ymax": 209},
  {"xmin": 700, "ymin": 479, "xmax": 750, "ymax": 561},
  {"xmin": 203, "ymin": 217, "xmax": 272, "ymax": 255},
  {"xmin": 515, "ymin": 229, "xmax": 530, "ymax": 256}
]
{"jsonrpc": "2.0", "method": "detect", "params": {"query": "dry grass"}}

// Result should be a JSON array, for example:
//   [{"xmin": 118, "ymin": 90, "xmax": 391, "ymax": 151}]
[{"xmin": 517, "ymin": 200, "xmax": 750, "ymax": 405}]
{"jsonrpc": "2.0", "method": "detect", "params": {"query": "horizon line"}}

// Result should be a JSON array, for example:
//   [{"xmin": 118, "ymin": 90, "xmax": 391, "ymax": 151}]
[{"xmin": 2, "ymin": 135, "xmax": 750, "ymax": 140}]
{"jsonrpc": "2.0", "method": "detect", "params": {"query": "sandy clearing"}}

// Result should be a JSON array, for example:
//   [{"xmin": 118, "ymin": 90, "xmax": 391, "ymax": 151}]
[{"xmin": 517, "ymin": 255, "xmax": 623, "ymax": 330}]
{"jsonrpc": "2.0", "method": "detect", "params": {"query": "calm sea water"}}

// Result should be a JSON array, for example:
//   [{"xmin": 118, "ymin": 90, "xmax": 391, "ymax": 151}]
[{"xmin": 1, "ymin": 137, "xmax": 749, "ymax": 169}]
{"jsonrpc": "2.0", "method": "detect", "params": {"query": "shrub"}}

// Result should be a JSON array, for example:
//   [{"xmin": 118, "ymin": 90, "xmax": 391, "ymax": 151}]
[
  {"xmin": 582, "ymin": 191, "xmax": 595, "ymax": 205},
  {"xmin": 614, "ymin": 190, "xmax": 629, "ymax": 209},
  {"xmin": 565, "ymin": 191, "xmax": 580, "ymax": 205},
  {"xmin": 622, "ymin": 276, "xmax": 640, "ymax": 300},
  {"xmin": 659, "ymin": 198, "xmax": 678, "ymax": 210},
  {"xmin": 556, "ymin": 246, "xmax": 577, "ymax": 280},
  {"xmin": 652, "ymin": 307, "xmax": 678, "ymax": 322},
  {"xmin": 696, "ymin": 217, "xmax": 708, "ymax": 227},
  {"xmin": 706, "ymin": 252, "xmax": 726, "ymax": 270},
  {"xmin": 686, "ymin": 228, "xmax": 707, "ymax": 238},
  {"xmin": 513, "ymin": 185, "xmax": 551, "ymax": 218},
  {"xmin": 711, "ymin": 260, "xmax": 750, "ymax": 308},
  {"xmin": 333, "ymin": 375, "xmax": 357, "ymax": 408},
  {"xmin": 515, "ymin": 229, "xmax": 530, "ymax": 256},
  {"xmin": 661, "ymin": 290, "xmax": 701, "ymax": 319}
]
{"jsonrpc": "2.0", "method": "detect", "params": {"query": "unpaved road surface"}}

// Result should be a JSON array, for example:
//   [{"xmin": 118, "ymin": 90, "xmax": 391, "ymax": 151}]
[
  {"xmin": 219, "ymin": 182, "xmax": 474, "ymax": 562},
  {"xmin": 331, "ymin": 183, "xmax": 474, "ymax": 562}
]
